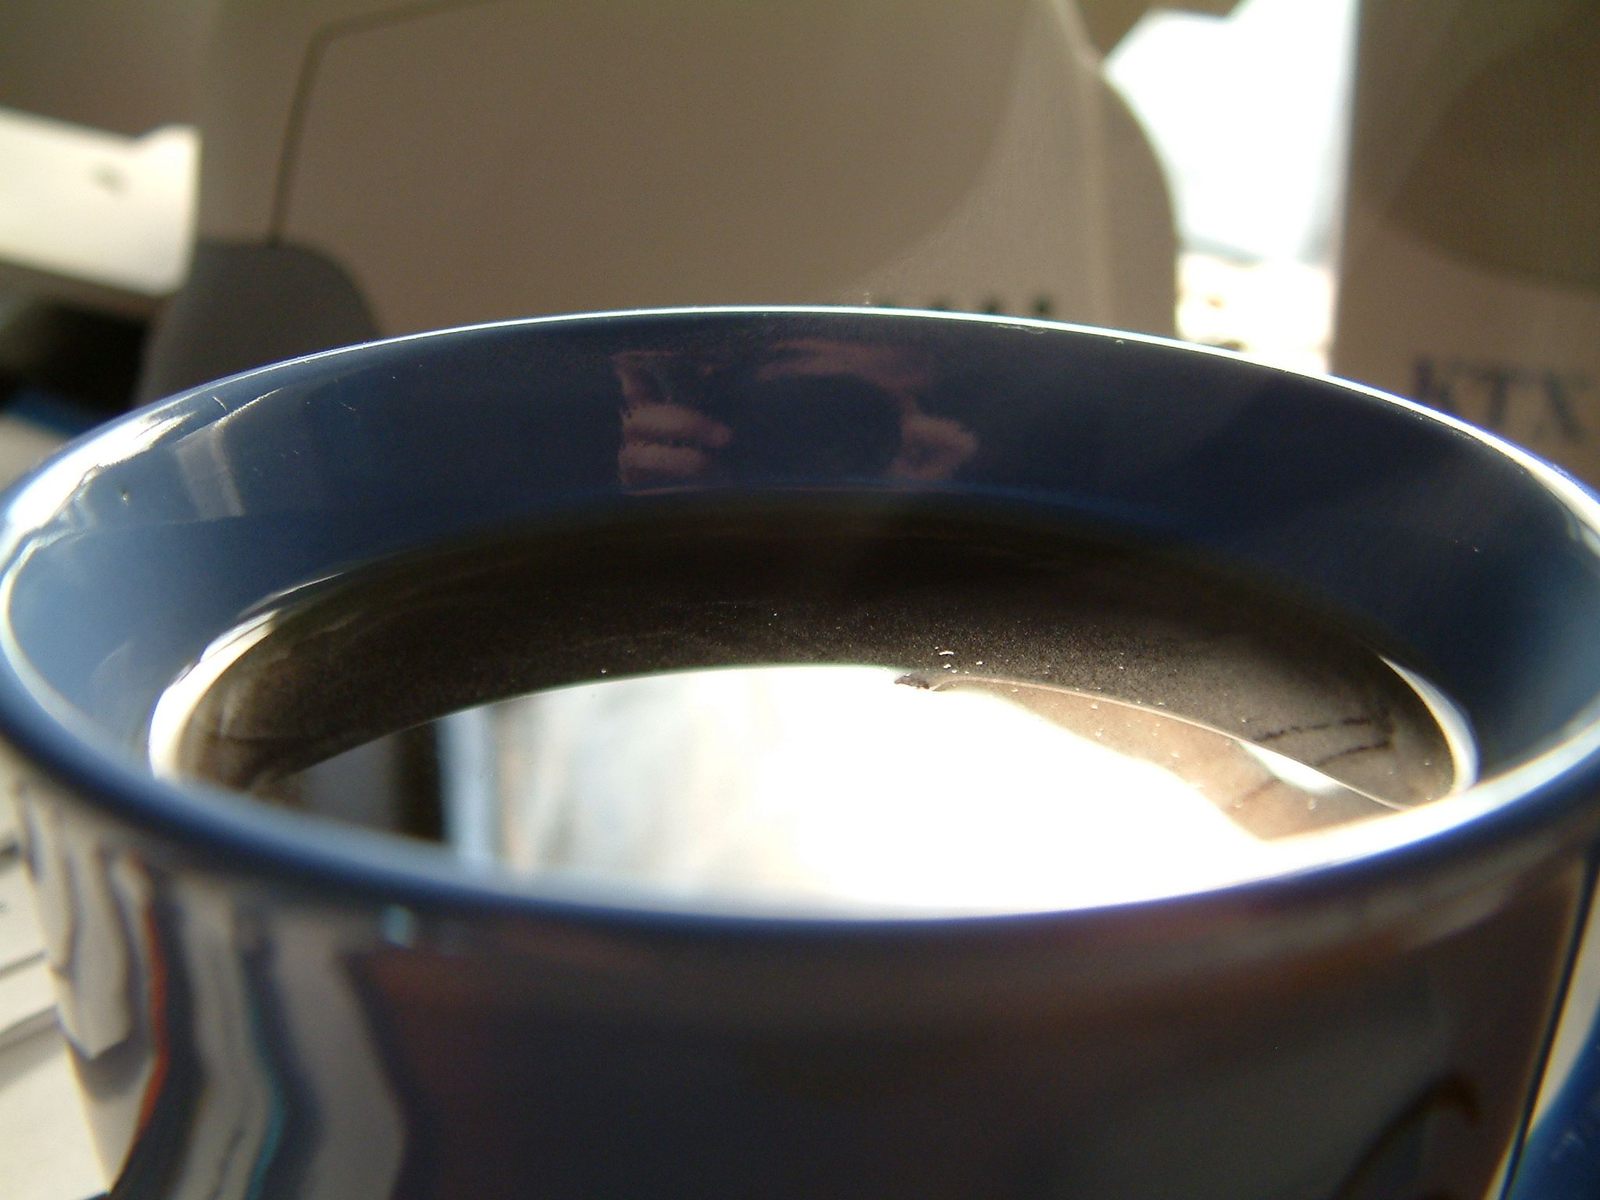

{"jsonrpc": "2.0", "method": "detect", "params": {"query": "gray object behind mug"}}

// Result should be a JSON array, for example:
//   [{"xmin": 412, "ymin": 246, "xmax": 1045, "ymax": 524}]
[{"xmin": 136, "ymin": 0, "xmax": 1178, "ymax": 400}]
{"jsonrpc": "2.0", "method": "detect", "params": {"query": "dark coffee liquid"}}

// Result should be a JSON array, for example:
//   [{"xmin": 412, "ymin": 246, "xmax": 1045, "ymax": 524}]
[{"xmin": 150, "ymin": 495, "xmax": 1471, "ymax": 912}]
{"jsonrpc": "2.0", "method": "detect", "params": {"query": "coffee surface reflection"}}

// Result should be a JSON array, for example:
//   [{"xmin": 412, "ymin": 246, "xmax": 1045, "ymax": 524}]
[
  {"xmin": 148, "ymin": 497, "xmax": 1471, "ymax": 913},
  {"xmin": 281, "ymin": 666, "xmax": 1459, "ymax": 912}
]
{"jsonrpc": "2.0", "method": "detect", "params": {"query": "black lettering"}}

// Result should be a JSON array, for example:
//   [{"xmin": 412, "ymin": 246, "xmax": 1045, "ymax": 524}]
[
  {"xmin": 1472, "ymin": 363, "xmax": 1535, "ymax": 430},
  {"xmin": 1541, "ymin": 371, "xmax": 1590, "ymax": 443},
  {"xmin": 1412, "ymin": 357, "xmax": 1457, "ymax": 414}
]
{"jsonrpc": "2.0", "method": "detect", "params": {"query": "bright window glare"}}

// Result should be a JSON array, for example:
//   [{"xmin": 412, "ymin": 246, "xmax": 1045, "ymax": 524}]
[{"xmin": 1107, "ymin": 0, "xmax": 1360, "ymax": 266}]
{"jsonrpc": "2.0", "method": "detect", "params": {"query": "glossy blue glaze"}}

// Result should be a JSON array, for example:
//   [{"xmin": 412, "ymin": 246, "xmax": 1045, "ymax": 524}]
[{"xmin": 2, "ymin": 308, "xmax": 1600, "ymax": 1197}]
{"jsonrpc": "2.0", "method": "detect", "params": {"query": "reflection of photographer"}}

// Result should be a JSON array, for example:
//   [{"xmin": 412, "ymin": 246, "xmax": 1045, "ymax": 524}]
[
  {"xmin": 615, "ymin": 351, "xmax": 732, "ymax": 487},
  {"xmin": 616, "ymin": 341, "xmax": 978, "ymax": 488}
]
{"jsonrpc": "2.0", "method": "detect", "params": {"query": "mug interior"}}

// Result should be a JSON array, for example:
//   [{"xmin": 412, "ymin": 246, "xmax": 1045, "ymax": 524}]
[{"xmin": 3, "ymin": 308, "xmax": 1600, "ymax": 903}]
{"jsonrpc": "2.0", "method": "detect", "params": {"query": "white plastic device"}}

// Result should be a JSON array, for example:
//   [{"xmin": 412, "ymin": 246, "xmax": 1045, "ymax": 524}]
[{"xmin": 139, "ymin": 0, "xmax": 1177, "ymax": 395}]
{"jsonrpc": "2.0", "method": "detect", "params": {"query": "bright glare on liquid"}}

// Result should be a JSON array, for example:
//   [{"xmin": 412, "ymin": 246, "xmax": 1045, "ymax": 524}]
[{"xmin": 279, "ymin": 664, "xmax": 1468, "ymax": 914}]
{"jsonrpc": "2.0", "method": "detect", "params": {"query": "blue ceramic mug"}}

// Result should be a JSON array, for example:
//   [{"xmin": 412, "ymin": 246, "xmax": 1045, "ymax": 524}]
[{"xmin": 4, "ymin": 308, "xmax": 1600, "ymax": 1199}]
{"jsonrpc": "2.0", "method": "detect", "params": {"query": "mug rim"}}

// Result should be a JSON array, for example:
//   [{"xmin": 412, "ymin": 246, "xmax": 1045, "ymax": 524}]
[{"xmin": 4, "ymin": 305, "xmax": 1600, "ymax": 938}]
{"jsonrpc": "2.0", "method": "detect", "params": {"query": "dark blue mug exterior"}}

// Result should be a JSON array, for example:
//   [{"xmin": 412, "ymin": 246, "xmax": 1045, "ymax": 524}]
[{"xmin": 4, "ymin": 308, "xmax": 1600, "ymax": 1198}]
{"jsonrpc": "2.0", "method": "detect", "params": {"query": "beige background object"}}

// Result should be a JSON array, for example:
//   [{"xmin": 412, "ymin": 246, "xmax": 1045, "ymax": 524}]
[{"xmin": 1333, "ymin": 1, "xmax": 1600, "ymax": 480}]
